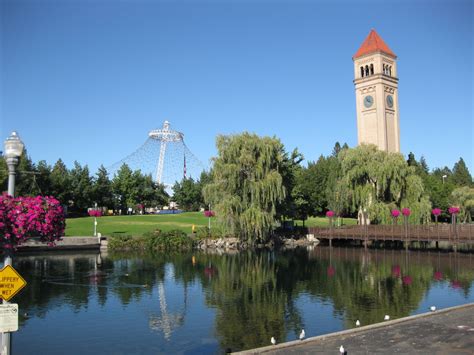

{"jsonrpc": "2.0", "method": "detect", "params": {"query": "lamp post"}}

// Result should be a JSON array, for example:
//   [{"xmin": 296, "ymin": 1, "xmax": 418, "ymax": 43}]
[
  {"xmin": 4, "ymin": 132, "xmax": 24, "ymax": 197},
  {"xmin": 442, "ymin": 175, "xmax": 447, "ymax": 184},
  {"xmin": 2, "ymin": 131, "xmax": 24, "ymax": 355}
]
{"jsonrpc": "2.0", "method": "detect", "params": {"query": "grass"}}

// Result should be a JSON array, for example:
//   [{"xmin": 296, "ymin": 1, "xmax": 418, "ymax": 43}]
[
  {"xmin": 66, "ymin": 212, "xmax": 209, "ymax": 237},
  {"xmin": 65, "ymin": 212, "xmax": 358, "ymax": 237}
]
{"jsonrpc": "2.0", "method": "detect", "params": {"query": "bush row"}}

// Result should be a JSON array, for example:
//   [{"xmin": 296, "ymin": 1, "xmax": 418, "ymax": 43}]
[{"xmin": 108, "ymin": 229, "xmax": 194, "ymax": 251}]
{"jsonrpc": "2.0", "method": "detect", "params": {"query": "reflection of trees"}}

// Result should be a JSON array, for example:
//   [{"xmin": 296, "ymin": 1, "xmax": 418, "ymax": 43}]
[
  {"xmin": 198, "ymin": 251, "xmax": 297, "ymax": 352},
  {"xmin": 12, "ymin": 248, "xmax": 474, "ymax": 353},
  {"xmin": 15, "ymin": 253, "xmax": 114, "ymax": 323}
]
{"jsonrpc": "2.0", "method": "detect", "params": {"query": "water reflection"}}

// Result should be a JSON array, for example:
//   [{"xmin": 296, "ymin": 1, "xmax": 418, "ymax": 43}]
[{"xmin": 13, "ymin": 248, "xmax": 474, "ymax": 354}]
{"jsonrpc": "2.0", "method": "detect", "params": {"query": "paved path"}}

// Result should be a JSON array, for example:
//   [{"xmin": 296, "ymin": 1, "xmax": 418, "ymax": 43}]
[{"xmin": 237, "ymin": 303, "xmax": 474, "ymax": 354}]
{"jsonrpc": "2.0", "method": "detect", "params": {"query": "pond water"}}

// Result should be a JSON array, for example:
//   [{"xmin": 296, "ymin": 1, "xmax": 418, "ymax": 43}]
[{"xmin": 11, "ymin": 247, "xmax": 474, "ymax": 354}]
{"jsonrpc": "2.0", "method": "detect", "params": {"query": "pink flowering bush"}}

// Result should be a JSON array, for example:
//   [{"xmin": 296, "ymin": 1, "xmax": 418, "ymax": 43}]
[
  {"xmin": 204, "ymin": 210, "xmax": 215, "ymax": 217},
  {"xmin": 432, "ymin": 208, "xmax": 441, "ymax": 216},
  {"xmin": 448, "ymin": 206, "xmax": 460, "ymax": 215},
  {"xmin": 401, "ymin": 208, "xmax": 411, "ymax": 217},
  {"xmin": 326, "ymin": 210, "xmax": 335, "ymax": 218},
  {"xmin": 0, "ymin": 193, "xmax": 65, "ymax": 249},
  {"xmin": 88, "ymin": 210, "xmax": 102, "ymax": 217},
  {"xmin": 391, "ymin": 209, "xmax": 400, "ymax": 218}
]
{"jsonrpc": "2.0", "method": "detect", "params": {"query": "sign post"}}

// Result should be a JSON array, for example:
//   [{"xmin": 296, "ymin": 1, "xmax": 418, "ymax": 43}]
[
  {"xmin": 0, "ymin": 265, "xmax": 27, "ymax": 355},
  {"xmin": 0, "ymin": 265, "xmax": 27, "ymax": 302}
]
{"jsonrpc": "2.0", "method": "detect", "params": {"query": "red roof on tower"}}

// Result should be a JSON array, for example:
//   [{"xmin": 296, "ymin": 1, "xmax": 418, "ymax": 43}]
[{"xmin": 353, "ymin": 29, "xmax": 397, "ymax": 59}]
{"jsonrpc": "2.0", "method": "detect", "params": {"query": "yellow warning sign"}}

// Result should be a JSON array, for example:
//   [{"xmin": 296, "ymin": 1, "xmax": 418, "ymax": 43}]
[{"xmin": 0, "ymin": 265, "xmax": 27, "ymax": 302}]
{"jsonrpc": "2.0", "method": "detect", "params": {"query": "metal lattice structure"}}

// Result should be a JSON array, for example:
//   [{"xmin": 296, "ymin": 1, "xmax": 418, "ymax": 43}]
[{"xmin": 107, "ymin": 121, "xmax": 206, "ymax": 188}]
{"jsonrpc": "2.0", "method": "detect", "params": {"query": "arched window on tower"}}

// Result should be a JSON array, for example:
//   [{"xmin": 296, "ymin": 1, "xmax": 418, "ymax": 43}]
[
  {"xmin": 365, "ymin": 65, "xmax": 369, "ymax": 77},
  {"xmin": 361, "ymin": 66, "xmax": 364, "ymax": 78},
  {"xmin": 389, "ymin": 66, "xmax": 392, "ymax": 76},
  {"xmin": 370, "ymin": 64, "xmax": 374, "ymax": 75},
  {"xmin": 383, "ymin": 64, "xmax": 386, "ymax": 74}
]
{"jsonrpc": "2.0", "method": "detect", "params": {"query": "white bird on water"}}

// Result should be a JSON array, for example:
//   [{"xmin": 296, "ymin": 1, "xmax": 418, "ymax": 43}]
[
  {"xmin": 384, "ymin": 315, "xmax": 390, "ymax": 321},
  {"xmin": 339, "ymin": 345, "xmax": 345, "ymax": 354},
  {"xmin": 356, "ymin": 319, "xmax": 361, "ymax": 327},
  {"xmin": 430, "ymin": 306, "xmax": 436, "ymax": 312},
  {"xmin": 271, "ymin": 337, "xmax": 276, "ymax": 345},
  {"xmin": 299, "ymin": 329, "xmax": 305, "ymax": 340}
]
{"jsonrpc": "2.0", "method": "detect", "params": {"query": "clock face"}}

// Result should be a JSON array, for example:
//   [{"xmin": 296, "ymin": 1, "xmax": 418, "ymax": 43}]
[
  {"xmin": 386, "ymin": 95, "xmax": 394, "ymax": 108},
  {"xmin": 363, "ymin": 95, "xmax": 374, "ymax": 108}
]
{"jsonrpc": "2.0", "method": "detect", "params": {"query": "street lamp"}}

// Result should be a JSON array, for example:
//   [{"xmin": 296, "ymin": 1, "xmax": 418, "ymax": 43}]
[
  {"xmin": 2, "ymin": 131, "xmax": 24, "ymax": 355},
  {"xmin": 442, "ymin": 175, "xmax": 447, "ymax": 184},
  {"xmin": 4, "ymin": 131, "xmax": 24, "ymax": 196}
]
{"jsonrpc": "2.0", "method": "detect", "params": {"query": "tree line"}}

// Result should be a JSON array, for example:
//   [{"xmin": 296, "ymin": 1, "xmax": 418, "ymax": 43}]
[
  {"xmin": 0, "ymin": 153, "xmax": 168, "ymax": 216},
  {"xmin": 1, "ymin": 136, "xmax": 472, "ymax": 236}
]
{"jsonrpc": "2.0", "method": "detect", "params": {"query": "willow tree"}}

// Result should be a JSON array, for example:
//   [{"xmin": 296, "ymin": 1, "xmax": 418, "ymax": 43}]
[
  {"xmin": 339, "ymin": 144, "xmax": 431, "ymax": 224},
  {"xmin": 203, "ymin": 133, "xmax": 287, "ymax": 243}
]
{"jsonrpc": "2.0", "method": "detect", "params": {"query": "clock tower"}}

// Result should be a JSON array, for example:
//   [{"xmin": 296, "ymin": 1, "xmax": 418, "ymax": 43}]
[{"xmin": 353, "ymin": 29, "xmax": 400, "ymax": 153}]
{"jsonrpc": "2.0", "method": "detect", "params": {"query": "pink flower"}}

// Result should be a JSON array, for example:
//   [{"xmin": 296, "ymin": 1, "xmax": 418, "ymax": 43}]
[
  {"xmin": 402, "ymin": 275, "xmax": 412, "ymax": 285},
  {"xmin": 448, "ymin": 207, "xmax": 460, "ymax": 215},
  {"xmin": 391, "ymin": 209, "xmax": 400, "ymax": 218},
  {"xmin": 327, "ymin": 266, "xmax": 335, "ymax": 277},
  {"xmin": 0, "ymin": 193, "xmax": 65, "ymax": 249},
  {"xmin": 392, "ymin": 265, "xmax": 401, "ymax": 278},
  {"xmin": 326, "ymin": 210, "xmax": 335, "ymax": 218},
  {"xmin": 432, "ymin": 208, "xmax": 442, "ymax": 216},
  {"xmin": 88, "ymin": 210, "xmax": 102, "ymax": 217},
  {"xmin": 204, "ymin": 210, "xmax": 215, "ymax": 217},
  {"xmin": 434, "ymin": 271, "xmax": 443, "ymax": 281},
  {"xmin": 402, "ymin": 208, "xmax": 411, "ymax": 217}
]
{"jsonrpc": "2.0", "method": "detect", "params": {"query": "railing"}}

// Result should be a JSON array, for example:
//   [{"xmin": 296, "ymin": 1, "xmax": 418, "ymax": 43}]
[{"xmin": 307, "ymin": 224, "xmax": 474, "ymax": 244}]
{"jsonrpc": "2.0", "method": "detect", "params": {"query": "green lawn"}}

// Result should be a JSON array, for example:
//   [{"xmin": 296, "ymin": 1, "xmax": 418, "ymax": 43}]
[
  {"xmin": 66, "ymin": 212, "xmax": 209, "ymax": 237},
  {"xmin": 65, "ymin": 212, "xmax": 358, "ymax": 237}
]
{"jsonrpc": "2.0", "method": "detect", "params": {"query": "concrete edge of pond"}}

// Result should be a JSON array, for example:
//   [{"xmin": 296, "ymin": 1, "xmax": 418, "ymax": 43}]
[
  {"xmin": 234, "ymin": 302, "xmax": 474, "ymax": 354},
  {"xmin": 16, "ymin": 236, "xmax": 103, "ymax": 252}
]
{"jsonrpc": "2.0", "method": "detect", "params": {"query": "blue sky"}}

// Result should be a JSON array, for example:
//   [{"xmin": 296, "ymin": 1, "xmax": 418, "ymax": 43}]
[{"xmin": 1, "ymin": 0, "xmax": 473, "ymax": 178}]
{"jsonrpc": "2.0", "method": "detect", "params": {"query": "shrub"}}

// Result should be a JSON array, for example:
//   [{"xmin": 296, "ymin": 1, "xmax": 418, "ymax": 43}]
[
  {"xmin": 108, "ymin": 234, "xmax": 144, "ymax": 250},
  {"xmin": 143, "ymin": 229, "xmax": 194, "ymax": 251}
]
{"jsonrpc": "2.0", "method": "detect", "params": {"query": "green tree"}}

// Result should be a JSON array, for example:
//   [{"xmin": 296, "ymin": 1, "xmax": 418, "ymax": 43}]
[
  {"xmin": 203, "ymin": 133, "xmax": 287, "ymax": 243},
  {"xmin": 112, "ymin": 164, "xmax": 137, "ymax": 213},
  {"xmin": 452, "ymin": 158, "xmax": 473, "ymax": 187},
  {"xmin": 35, "ymin": 160, "xmax": 53, "ymax": 196},
  {"xmin": 173, "ymin": 177, "xmax": 202, "ymax": 211},
  {"xmin": 50, "ymin": 159, "xmax": 72, "ymax": 206},
  {"xmin": 276, "ymin": 148, "xmax": 304, "ymax": 221},
  {"xmin": 339, "ymin": 145, "xmax": 431, "ymax": 224},
  {"xmin": 138, "ymin": 174, "xmax": 168, "ymax": 209},
  {"xmin": 70, "ymin": 161, "xmax": 93, "ymax": 213},
  {"xmin": 450, "ymin": 186, "xmax": 474, "ymax": 223},
  {"xmin": 15, "ymin": 150, "xmax": 39, "ymax": 196},
  {"xmin": 92, "ymin": 165, "xmax": 114, "ymax": 210}
]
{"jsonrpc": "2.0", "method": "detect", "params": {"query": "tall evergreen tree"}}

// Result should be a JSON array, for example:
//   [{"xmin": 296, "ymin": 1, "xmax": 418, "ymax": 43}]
[
  {"xmin": 70, "ymin": 161, "xmax": 93, "ymax": 213},
  {"xmin": 50, "ymin": 159, "xmax": 72, "ymax": 205},
  {"xmin": 92, "ymin": 165, "xmax": 114, "ymax": 209},
  {"xmin": 35, "ymin": 160, "xmax": 53, "ymax": 196},
  {"xmin": 452, "ymin": 158, "xmax": 472, "ymax": 186}
]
